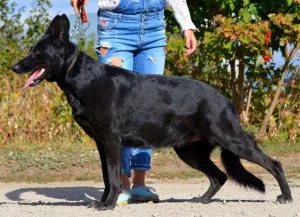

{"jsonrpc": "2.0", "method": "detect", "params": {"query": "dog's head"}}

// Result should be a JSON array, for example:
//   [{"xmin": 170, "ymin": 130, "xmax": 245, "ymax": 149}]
[{"xmin": 12, "ymin": 14, "xmax": 76, "ymax": 88}]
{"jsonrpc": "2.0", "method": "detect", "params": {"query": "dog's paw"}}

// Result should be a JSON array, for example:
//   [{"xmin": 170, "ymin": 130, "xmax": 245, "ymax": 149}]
[
  {"xmin": 276, "ymin": 195, "xmax": 293, "ymax": 204},
  {"xmin": 87, "ymin": 200, "xmax": 104, "ymax": 209},
  {"xmin": 192, "ymin": 196, "xmax": 211, "ymax": 204},
  {"xmin": 87, "ymin": 200, "xmax": 116, "ymax": 210}
]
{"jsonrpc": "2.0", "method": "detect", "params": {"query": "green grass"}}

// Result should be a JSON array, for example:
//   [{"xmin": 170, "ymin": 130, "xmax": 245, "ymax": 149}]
[
  {"xmin": 0, "ymin": 137, "xmax": 299, "ymax": 182},
  {"xmin": 257, "ymin": 135, "xmax": 300, "ymax": 155},
  {"xmin": 259, "ymin": 141, "xmax": 300, "ymax": 155},
  {"xmin": 0, "ymin": 139, "xmax": 101, "ymax": 182},
  {"xmin": 0, "ymin": 137, "xmax": 96, "ymax": 153},
  {"xmin": 243, "ymin": 125, "xmax": 300, "ymax": 155},
  {"xmin": 153, "ymin": 171, "xmax": 204, "ymax": 180}
]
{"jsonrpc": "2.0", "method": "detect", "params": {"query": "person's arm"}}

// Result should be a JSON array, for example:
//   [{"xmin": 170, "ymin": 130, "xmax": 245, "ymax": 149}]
[
  {"xmin": 166, "ymin": 0, "xmax": 196, "ymax": 33},
  {"xmin": 70, "ymin": 0, "xmax": 89, "ymax": 14},
  {"xmin": 166, "ymin": 0, "xmax": 197, "ymax": 56}
]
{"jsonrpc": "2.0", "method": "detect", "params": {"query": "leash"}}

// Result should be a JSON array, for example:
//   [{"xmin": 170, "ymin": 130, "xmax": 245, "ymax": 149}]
[
  {"xmin": 70, "ymin": 0, "xmax": 90, "ymax": 40},
  {"xmin": 66, "ymin": 53, "xmax": 78, "ymax": 73}
]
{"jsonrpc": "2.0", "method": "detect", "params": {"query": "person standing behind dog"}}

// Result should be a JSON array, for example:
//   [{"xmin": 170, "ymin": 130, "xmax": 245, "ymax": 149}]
[{"xmin": 70, "ymin": 0, "xmax": 197, "ymax": 205}]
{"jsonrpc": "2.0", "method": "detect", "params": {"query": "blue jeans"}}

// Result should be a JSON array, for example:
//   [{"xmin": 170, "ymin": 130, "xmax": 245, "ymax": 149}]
[{"xmin": 95, "ymin": 10, "xmax": 167, "ymax": 177}]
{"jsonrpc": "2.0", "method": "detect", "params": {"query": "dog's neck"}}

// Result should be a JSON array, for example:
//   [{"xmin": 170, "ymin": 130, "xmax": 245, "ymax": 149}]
[{"xmin": 66, "ymin": 43, "xmax": 79, "ymax": 73}]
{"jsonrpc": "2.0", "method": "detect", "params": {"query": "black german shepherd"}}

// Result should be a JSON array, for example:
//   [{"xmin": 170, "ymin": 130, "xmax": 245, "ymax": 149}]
[{"xmin": 12, "ymin": 14, "xmax": 292, "ymax": 210}]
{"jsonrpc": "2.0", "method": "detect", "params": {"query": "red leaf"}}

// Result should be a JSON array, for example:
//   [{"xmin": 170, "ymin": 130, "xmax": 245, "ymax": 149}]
[
  {"xmin": 264, "ymin": 30, "xmax": 272, "ymax": 46},
  {"xmin": 266, "ymin": 30, "xmax": 272, "ymax": 37},
  {"xmin": 263, "ymin": 55, "xmax": 271, "ymax": 62}
]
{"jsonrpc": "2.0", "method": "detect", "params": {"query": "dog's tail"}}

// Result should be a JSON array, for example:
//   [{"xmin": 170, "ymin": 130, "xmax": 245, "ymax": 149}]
[{"xmin": 221, "ymin": 149, "xmax": 265, "ymax": 193}]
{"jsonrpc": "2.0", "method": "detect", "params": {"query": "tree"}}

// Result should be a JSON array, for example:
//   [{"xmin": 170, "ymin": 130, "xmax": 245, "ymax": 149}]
[
  {"xmin": 257, "ymin": 12, "xmax": 299, "ymax": 138},
  {"xmin": 165, "ymin": 0, "xmax": 299, "ymax": 140}
]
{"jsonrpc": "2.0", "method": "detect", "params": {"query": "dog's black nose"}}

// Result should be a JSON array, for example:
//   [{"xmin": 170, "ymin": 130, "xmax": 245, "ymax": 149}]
[{"xmin": 12, "ymin": 64, "xmax": 19, "ymax": 72}]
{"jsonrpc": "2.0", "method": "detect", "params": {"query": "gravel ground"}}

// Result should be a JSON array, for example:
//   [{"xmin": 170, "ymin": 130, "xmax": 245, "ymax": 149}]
[{"xmin": 0, "ymin": 177, "xmax": 299, "ymax": 217}]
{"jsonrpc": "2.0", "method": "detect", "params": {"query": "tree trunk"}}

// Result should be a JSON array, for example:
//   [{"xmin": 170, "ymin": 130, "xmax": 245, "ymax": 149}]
[
  {"xmin": 230, "ymin": 46, "xmax": 245, "ymax": 115},
  {"xmin": 236, "ymin": 46, "xmax": 245, "ymax": 114},
  {"xmin": 230, "ymin": 59, "xmax": 238, "ymax": 107},
  {"xmin": 256, "ymin": 44, "xmax": 298, "ymax": 139},
  {"xmin": 240, "ymin": 85, "xmax": 253, "ymax": 125},
  {"xmin": 245, "ymin": 86, "xmax": 253, "ymax": 117}
]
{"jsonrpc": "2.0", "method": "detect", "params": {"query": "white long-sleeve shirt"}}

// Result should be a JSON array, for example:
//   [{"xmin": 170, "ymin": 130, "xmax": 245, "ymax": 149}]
[
  {"xmin": 97, "ymin": 0, "xmax": 197, "ymax": 33},
  {"xmin": 165, "ymin": 0, "xmax": 197, "ymax": 32}
]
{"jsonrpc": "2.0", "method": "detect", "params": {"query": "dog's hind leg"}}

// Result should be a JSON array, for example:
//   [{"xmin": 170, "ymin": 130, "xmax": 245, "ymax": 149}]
[
  {"xmin": 217, "ymin": 132, "xmax": 292, "ymax": 203},
  {"xmin": 174, "ymin": 140, "xmax": 227, "ymax": 204}
]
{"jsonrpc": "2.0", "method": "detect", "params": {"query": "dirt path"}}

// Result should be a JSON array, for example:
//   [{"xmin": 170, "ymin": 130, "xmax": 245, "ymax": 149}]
[{"xmin": 0, "ymin": 177, "xmax": 299, "ymax": 217}]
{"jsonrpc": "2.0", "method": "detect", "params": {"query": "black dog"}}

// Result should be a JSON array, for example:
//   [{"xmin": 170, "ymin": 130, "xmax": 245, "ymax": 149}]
[{"xmin": 12, "ymin": 14, "xmax": 292, "ymax": 210}]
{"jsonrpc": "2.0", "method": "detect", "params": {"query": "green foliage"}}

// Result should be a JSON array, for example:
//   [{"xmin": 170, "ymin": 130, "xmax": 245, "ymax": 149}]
[{"xmin": 165, "ymin": 0, "xmax": 299, "ymax": 140}]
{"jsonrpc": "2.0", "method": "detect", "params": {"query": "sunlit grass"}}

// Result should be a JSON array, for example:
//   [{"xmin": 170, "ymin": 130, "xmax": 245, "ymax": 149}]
[{"xmin": 0, "ymin": 136, "xmax": 299, "ymax": 182}]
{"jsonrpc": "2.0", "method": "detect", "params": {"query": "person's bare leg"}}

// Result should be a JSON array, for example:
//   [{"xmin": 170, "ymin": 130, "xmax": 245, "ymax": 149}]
[
  {"xmin": 122, "ymin": 174, "xmax": 131, "ymax": 191},
  {"xmin": 132, "ymin": 170, "xmax": 146, "ymax": 188}
]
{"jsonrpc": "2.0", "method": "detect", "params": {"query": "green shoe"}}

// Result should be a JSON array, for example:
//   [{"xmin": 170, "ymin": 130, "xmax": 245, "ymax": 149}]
[
  {"xmin": 116, "ymin": 190, "xmax": 132, "ymax": 206},
  {"xmin": 131, "ymin": 186, "xmax": 160, "ymax": 203}
]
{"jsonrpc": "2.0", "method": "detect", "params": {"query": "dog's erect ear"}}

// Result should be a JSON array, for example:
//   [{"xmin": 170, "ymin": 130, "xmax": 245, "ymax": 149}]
[
  {"xmin": 46, "ymin": 14, "xmax": 70, "ymax": 47},
  {"xmin": 45, "ymin": 15, "xmax": 61, "ymax": 35}
]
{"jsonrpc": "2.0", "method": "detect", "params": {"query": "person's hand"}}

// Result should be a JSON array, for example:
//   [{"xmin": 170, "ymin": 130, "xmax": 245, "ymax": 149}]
[
  {"xmin": 183, "ymin": 29, "xmax": 197, "ymax": 56},
  {"xmin": 70, "ymin": 0, "xmax": 88, "ymax": 14}
]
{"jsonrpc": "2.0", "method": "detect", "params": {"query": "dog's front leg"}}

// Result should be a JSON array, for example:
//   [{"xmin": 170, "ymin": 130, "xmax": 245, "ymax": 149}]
[
  {"xmin": 95, "ymin": 142, "xmax": 110, "ymax": 202},
  {"xmin": 73, "ymin": 115, "xmax": 122, "ymax": 210},
  {"xmin": 89, "ymin": 138, "xmax": 122, "ymax": 210}
]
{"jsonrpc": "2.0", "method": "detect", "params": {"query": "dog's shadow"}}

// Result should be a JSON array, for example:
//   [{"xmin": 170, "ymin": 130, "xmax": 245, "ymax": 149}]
[
  {"xmin": 4, "ymin": 186, "xmax": 104, "ymax": 206},
  {"xmin": 4, "ymin": 187, "xmax": 268, "ymax": 207}
]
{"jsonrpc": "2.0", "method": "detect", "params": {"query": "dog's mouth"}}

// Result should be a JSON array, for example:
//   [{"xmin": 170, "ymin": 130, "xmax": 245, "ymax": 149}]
[{"xmin": 22, "ymin": 67, "xmax": 47, "ymax": 89}]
